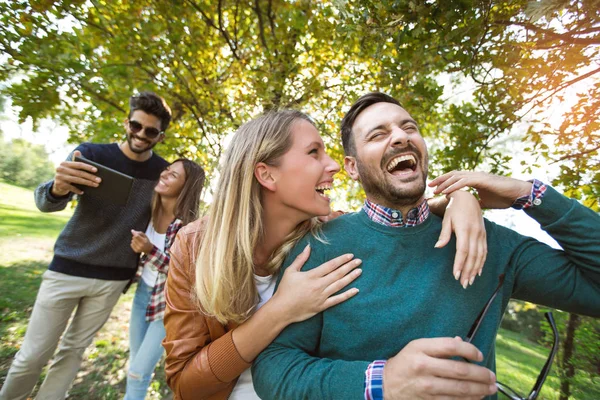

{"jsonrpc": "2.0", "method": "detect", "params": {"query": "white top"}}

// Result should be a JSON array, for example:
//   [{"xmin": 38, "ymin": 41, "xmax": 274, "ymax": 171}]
[
  {"xmin": 228, "ymin": 274, "xmax": 276, "ymax": 400},
  {"xmin": 140, "ymin": 222, "xmax": 166, "ymax": 287}
]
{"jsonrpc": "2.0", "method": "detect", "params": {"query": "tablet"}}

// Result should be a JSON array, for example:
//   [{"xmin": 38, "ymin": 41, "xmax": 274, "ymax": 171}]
[{"xmin": 74, "ymin": 155, "xmax": 134, "ymax": 206}]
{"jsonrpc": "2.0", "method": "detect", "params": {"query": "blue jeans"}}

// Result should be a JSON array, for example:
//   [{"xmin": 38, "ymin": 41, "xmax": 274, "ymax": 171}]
[{"xmin": 124, "ymin": 280, "xmax": 166, "ymax": 400}]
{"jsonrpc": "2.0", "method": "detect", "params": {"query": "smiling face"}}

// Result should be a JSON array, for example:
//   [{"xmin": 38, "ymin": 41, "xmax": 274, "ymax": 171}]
[
  {"xmin": 124, "ymin": 110, "xmax": 164, "ymax": 154},
  {"xmin": 268, "ymin": 119, "xmax": 340, "ymax": 219},
  {"xmin": 155, "ymin": 161, "xmax": 186, "ymax": 198},
  {"xmin": 344, "ymin": 102, "xmax": 429, "ymax": 209}
]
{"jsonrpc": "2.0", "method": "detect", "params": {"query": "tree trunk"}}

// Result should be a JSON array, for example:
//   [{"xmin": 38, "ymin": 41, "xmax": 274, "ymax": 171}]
[{"xmin": 559, "ymin": 313, "xmax": 580, "ymax": 400}]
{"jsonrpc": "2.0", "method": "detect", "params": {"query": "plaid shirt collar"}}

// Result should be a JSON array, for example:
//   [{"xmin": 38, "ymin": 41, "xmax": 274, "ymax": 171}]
[{"xmin": 362, "ymin": 198, "xmax": 430, "ymax": 228}]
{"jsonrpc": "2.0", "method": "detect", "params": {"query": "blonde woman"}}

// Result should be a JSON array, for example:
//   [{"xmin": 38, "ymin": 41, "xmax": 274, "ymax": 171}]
[{"xmin": 163, "ymin": 110, "xmax": 486, "ymax": 399}]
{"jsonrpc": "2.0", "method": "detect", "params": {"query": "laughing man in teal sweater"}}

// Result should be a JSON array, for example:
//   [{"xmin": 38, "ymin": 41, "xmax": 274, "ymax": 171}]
[{"xmin": 252, "ymin": 92, "xmax": 600, "ymax": 400}]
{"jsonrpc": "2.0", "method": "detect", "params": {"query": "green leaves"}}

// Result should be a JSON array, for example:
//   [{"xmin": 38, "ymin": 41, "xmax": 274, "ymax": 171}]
[
  {"xmin": 0, "ymin": 0, "xmax": 597, "ymax": 208},
  {"xmin": 343, "ymin": 0, "xmax": 599, "ymax": 207}
]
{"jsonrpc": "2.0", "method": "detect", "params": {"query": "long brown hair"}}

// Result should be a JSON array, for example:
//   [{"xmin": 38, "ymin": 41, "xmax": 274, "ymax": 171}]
[{"xmin": 151, "ymin": 158, "xmax": 205, "ymax": 226}]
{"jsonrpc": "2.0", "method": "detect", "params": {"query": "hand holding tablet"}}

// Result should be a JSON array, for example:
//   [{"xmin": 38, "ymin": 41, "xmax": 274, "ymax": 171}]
[{"xmin": 72, "ymin": 154, "xmax": 134, "ymax": 206}]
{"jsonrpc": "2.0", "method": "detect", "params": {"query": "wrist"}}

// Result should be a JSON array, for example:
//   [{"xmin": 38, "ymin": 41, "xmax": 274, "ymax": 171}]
[
  {"xmin": 516, "ymin": 180, "xmax": 533, "ymax": 199},
  {"xmin": 263, "ymin": 293, "xmax": 294, "ymax": 329},
  {"xmin": 445, "ymin": 189, "xmax": 469, "ymax": 200},
  {"xmin": 50, "ymin": 183, "xmax": 68, "ymax": 197}
]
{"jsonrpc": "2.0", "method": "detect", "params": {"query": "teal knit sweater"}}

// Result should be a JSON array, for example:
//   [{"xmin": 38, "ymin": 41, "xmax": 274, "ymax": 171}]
[{"xmin": 253, "ymin": 186, "xmax": 600, "ymax": 400}]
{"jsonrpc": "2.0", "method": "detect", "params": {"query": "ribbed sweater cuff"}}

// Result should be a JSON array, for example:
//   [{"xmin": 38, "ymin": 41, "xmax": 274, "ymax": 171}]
[{"xmin": 208, "ymin": 330, "xmax": 252, "ymax": 382}]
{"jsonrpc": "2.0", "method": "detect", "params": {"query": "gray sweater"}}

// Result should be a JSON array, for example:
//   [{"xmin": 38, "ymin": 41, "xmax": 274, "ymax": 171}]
[{"xmin": 35, "ymin": 143, "xmax": 169, "ymax": 280}]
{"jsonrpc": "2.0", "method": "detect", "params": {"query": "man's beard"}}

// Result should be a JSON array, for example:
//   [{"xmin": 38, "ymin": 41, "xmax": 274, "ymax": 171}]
[
  {"xmin": 356, "ymin": 151, "xmax": 428, "ymax": 208},
  {"xmin": 127, "ymin": 133, "xmax": 157, "ymax": 154}
]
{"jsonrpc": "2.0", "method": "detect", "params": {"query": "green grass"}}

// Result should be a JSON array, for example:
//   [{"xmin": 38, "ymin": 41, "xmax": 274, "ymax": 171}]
[
  {"xmin": 0, "ymin": 182, "xmax": 170, "ymax": 399},
  {"xmin": 0, "ymin": 181, "xmax": 598, "ymax": 399},
  {"xmin": 0, "ymin": 181, "xmax": 74, "ymax": 240},
  {"xmin": 496, "ymin": 329, "xmax": 600, "ymax": 400}
]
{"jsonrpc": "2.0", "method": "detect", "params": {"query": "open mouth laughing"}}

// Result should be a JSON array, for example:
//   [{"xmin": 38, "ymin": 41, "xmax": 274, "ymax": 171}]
[
  {"xmin": 315, "ymin": 182, "xmax": 332, "ymax": 200},
  {"xmin": 386, "ymin": 154, "xmax": 417, "ymax": 176}
]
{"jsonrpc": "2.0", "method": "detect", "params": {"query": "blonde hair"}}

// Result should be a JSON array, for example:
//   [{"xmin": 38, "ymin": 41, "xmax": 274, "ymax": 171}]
[{"xmin": 195, "ymin": 110, "xmax": 321, "ymax": 324}]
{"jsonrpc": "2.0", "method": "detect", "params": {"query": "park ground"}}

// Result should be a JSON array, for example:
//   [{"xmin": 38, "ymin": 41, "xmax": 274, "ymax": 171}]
[{"xmin": 0, "ymin": 181, "xmax": 598, "ymax": 399}]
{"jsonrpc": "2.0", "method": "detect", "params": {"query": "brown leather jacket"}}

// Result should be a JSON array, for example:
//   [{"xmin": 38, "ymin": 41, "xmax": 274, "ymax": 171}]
[{"xmin": 163, "ymin": 218, "xmax": 251, "ymax": 400}]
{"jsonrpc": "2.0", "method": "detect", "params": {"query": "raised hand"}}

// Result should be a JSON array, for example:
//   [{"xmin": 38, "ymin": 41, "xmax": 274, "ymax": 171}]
[
  {"xmin": 51, "ymin": 150, "xmax": 101, "ymax": 196},
  {"xmin": 272, "ymin": 244, "xmax": 362, "ymax": 324},
  {"xmin": 131, "ymin": 230, "xmax": 154, "ymax": 254},
  {"xmin": 434, "ymin": 191, "xmax": 487, "ymax": 288},
  {"xmin": 429, "ymin": 171, "xmax": 532, "ymax": 209}
]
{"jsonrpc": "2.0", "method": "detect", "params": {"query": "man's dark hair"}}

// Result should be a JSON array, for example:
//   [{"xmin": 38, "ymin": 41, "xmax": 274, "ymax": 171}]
[
  {"xmin": 340, "ymin": 92, "xmax": 402, "ymax": 156},
  {"xmin": 129, "ymin": 91, "xmax": 172, "ymax": 132}
]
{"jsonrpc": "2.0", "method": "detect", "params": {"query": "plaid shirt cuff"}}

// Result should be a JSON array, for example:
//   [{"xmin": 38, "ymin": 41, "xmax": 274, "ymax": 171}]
[
  {"xmin": 511, "ymin": 179, "xmax": 547, "ymax": 210},
  {"xmin": 365, "ymin": 360, "xmax": 386, "ymax": 400}
]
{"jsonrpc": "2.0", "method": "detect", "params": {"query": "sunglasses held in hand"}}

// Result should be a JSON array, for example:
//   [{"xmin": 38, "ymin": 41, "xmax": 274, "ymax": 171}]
[
  {"xmin": 128, "ymin": 120, "xmax": 163, "ymax": 139},
  {"xmin": 464, "ymin": 274, "xmax": 559, "ymax": 400}
]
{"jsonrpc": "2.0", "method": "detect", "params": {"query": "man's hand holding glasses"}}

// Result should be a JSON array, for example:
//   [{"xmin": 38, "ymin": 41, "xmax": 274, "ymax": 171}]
[
  {"xmin": 382, "ymin": 274, "xmax": 558, "ymax": 399},
  {"xmin": 382, "ymin": 337, "xmax": 498, "ymax": 399}
]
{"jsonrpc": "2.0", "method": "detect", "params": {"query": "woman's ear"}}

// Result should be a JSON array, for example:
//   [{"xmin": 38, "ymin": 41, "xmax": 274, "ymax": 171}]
[{"xmin": 255, "ymin": 162, "xmax": 277, "ymax": 191}]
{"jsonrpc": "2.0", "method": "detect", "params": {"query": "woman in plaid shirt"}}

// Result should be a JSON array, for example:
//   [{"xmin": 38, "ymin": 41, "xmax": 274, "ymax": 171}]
[{"xmin": 125, "ymin": 158, "xmax": 205, "ymax": 400}]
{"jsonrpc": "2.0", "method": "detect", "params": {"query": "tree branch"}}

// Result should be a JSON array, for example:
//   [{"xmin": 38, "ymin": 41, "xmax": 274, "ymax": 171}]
[
  {"xmin": 494, "ymin": 20, "xmax": 600, "ymax": 46},
  {"xmin": 79, "ymin": 83, "xmax": 126, "ymax": 113},
  {"xmin": 551, "ymin": 144, "xmax": 600, "ymax": 163},
  {"xmin": 267, "ymin": 0, "xmax": 278, "ymax": 52},
  {"xmin": 253, "ymin": 0, "xmax": 271, "ymax": 57},
  {"xmin": 185, "ymin": 0, "xmax": 242, "ymax": 60},
  {"xmin": 529, "ymin": 66, "xmax": 600, "ymax": 110}
]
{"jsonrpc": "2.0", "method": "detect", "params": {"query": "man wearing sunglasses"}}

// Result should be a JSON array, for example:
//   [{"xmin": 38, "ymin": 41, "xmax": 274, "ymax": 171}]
[
  {"xmin": 252, "ymin": 92, "xmax": 600, "ymax": 400},
  {"xmin": 1, "ymin": 92, "xmax": 171, "ymax": 400}
]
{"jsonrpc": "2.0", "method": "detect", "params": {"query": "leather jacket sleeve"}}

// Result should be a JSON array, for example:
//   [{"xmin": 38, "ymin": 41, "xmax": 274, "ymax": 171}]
[{"xmin": 163, "ymin": 220, "xmax": 252, "ymax": 399}]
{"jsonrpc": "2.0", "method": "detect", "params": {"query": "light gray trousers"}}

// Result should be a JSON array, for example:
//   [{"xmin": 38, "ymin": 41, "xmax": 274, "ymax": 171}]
[{"xmin": 0, "ymin": 270, "xmax": 127, "ymax": 400}]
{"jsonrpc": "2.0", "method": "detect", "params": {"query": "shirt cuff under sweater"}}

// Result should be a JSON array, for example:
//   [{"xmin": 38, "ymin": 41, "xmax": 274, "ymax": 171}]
[
  {"xmin": 524, "ymin": 185, "xmax": 578, "ymax": 227},
  {"xmin": 511, "ymin": 179, "xmax": 546, "ymax": 210},
  {"xmin": 365, "ymin": 360, "xmax": 386, "ymax": 400}
]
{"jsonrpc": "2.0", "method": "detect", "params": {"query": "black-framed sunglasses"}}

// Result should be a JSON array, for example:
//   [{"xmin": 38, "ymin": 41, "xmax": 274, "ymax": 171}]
[
  {"xmin": 128, "ymin": 120, "xmax": 162, "ymax": 139},
  {"xmin": 464, "ymin": 274, "xmax": 559, "ymax": 400}
]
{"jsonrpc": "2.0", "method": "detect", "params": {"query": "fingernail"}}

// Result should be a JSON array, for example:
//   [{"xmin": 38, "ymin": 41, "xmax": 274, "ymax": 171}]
[
  {"xmin": 355, "ymin": 259, "xmax": 362, "ymax": 265},
  {"xmin": 462, "ymin": 281, "xmax": 468, "ymax": 289},
  {"xmin": 92, "ymin": 167, "xmax": 97, "ymax": 172},
  {"xmin": 96, "ymin": 177, "xmax": 101, "ymax": 182},
  {"xmin": 353, "ymin": 288, "xmax": 360, "ymax": 294},
  {"xmin": 454, "ymin": 271, "xmax": 460, "ymax": 280},
  {"xmin": 347, "ymin": 253, "xmax": 354, "ymax": 260},
  {"xmin": 490, "ymin": 384, "xmax": 498, "ymax": 394},
  {"xmin": 478, "ymin": 351, "xmax": 484, "ymax": 361},
  {"xmin": 355, "ymin": 268, "xmax": 362, "ymax": 275},
  {"xmin": 489, "ymin": 371, "xmax": 496, "ymax": 382},
  {"xmin": 434, "ymin": 240, "xmax": 441, "ymax": 248},
  {"xmin": 304, "ymin": 244, "xmax": 310, "ymax": 252},
  {"xmin": 478, "ymin": 270, "xmax": 482, "ymax": 277},
  {"xmin": 469, "ymin": 276, "xmax": 475, "ymax": 285}
]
